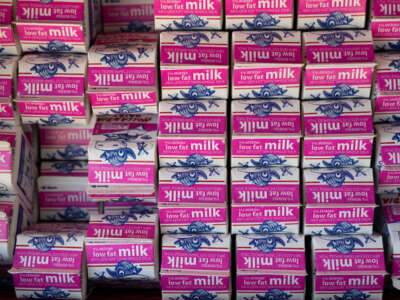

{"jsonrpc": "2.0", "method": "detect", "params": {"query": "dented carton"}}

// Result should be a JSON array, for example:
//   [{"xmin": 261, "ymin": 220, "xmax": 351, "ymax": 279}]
[
  {"xmin": 371, "ymin": 18, "xmax": 400, "ymax": 51},
  {"xmin": 232, "ymin": 31, "xmax": 302, "ymax": 64},
  {"xmin": 0, "ymin": 25, "xmax": 21, "ymax": 56},
  {"xmin": 303, "ymin": 30, "xmax": 374, "ymax": 64},
  {"xmin": 297, "ymin": 0, "xmax": 367, "ymax": 30},
  {"xmin": 160, "ymin": 31, "xmax": 229, "ymax": 65},
  {"xmin": 160, "ymin": 65, "xmax": 229, "ymax": 100},
  {"xmin": 154, "ymin": 0, "xmax": 223, "ymax": 30},
  {"xmin": 159, "ymin": 100, "xmax": 226, "ymax": 135},
  {"xmin": 376, "ymin": 52, "xmax": 400, "ymax": 93}
]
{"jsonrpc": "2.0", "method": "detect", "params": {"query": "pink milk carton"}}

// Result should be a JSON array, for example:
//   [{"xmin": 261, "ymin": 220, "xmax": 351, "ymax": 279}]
[
  {"xmin": 160, "ymin": 31, "xmax": 228, "ymax": 65},
  {"xmin": 377, "ymin": 193, "xmax": 400, "ymax": 206},
  {"xmin": 383, "ymin": 216, "xmax": 400, "ymax": 290},
  {"xmin": 158, "ymin": 205, "xmax": 228, "ymax": 234},
  {"xmin": 303, "ymin": 168, "xmax": 375, "ymax": 235},
  {"xmin": 10, "ymin": 228, "xmax": 87, "ymax": 300},
  {"xmin": 158, "ymin": 134, "xmax": 226, "ymax": 167},
  {"xmin": 297, "ymin": 0, "xmax": 367, "ymax": 30},
  {"xmin": 88, "ymin": 88, "xmax": 158, "ymax": 118},
  {"xmin": 18, "ymin": 53, "xmax": 87, "ymax": 98},
  {"xmin": 39, "ymin": 120, "xmax": 94, "ymax": 160},
  {"xmin": 0, "ymin": 0, "xmax": 11, "ymax": 24},
  {"xmin": 154, "ymin": 0, "xmax": 223, "ymax": 30},
  {"xmin": 159, "ymin": 167, "xmax": 226, "ymax": 205},
  {"xmin": 376, "ymin": 123, "xmax": 400, "ymax": 167},
  {"xmin": 159, "ymin": 100, "xmax": 226, "ymax": 135},
  {"xmin": 88, "ymin": 42, "xmax": 157, "ymax": 88},
  {"xmin": 103, "ymin": 199, "xmax": 157, "ymax": 215},
  {"xmin": 225, "ymin": 0, "xmax": 294, "ymax": 30},
  {"xmin": 371, "ymin": 18, "xmax": 400, "ymax": 51},
  {"xmin": 312, "ymin": 235, "xmax": 386, "ymax": 300},
  {"xmin": 232, "ymin": 64, "xmax": 303, "ymax": 99},
  {"xmin": 0, "ymin": 25, "xmax": 22, "ymax": 56},
  {"xmin": 236, "ymin": 234, "xmax": 306, "ymax": 300},
  {"xmin": 302, "ymin": 63, "xmax": 375, "ymax": 100},
  {"xmin": 376, "ymin": 53, "xmax": 400, "ymax": 93},
  {"xmin": 0, "ymin": 101, "xmax": 18, "ymax": 128},
  {"xmin": 160, "ymin": 65, "xmax": 229, "ymax": 100},
  {"xmin": 0, "ymin": 56, "xmax": 18, "ymax": 100},
  {"xmin": 231, "ymin": 99, "xmax": 301, "ymax": 135},
  {"xmin": 232, "ymin": 31, "xmax": 302, "ymax": 64},
  {"xmin": 372, "ymin": 88, "xmax": 400, "ymax": 123},
  {"xmin": 303, "ymin": 30, "xmax": 374, "ymax": 64},
  {"xmin": 371, "ymin": 0, "xmax": 400, "ymax": 17},
  {"xmin": 376, "ymin": 166, "xmax": 400, "ymax": 194},
  {"xmin": 101, "ymin": 0, "xmax": 155, "ymax": 33}
]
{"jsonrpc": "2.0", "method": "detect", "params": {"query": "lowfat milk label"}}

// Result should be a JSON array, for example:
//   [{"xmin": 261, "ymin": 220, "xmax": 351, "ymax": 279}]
[
  {"xmin": 0, "ymin": 0, "xmax": 12, "ymax": 24},
  {"xmin": 231, "ymin": 167, "xmax": 300, "ymax": 204},
  {"xmin": 0, "ymin": 25, "xmax": 21, "ymax": 56},
  {"xmin": 225, "ymin": 0, "xmax": 294, "ymax": 30},
  {"xmin": 231, "ymin": 99, "xmax": 301, "ymax": 135},
  {"xmin": 154, "ymin": 0, "xmax": 223, "ymax": 30},
  {"xmin": 158, "ymin": 205, "xmax": 228, "ymax": 234},
  {"xmin": 376, "ymin": 123, "xmax": 400, "ymax": 167},
  {"xmin": 232, "ymin": 64, "xmax": 303, "ymax": 99},
  {"xmin": 0, "ymin": 56, "xmax": 18, "ymax": 99},
  {"xmin": 303, "ymin": 30, "xmax": 374, "ymax": 64},
  {"xmin": 371, "ymin": 18, "xmax": 400, "ymax": 51},
  {"xmin": 376, "ymin": 53, "xmax": 400, "ymax": 93},
  {"xmin": 161, "ymin": 234, "xmax": 230, "ymax": 272},
  {"xmin": 159, "ymin": 167, "xmax": 227, "ymax": 205},
  {"xmin": 160, "ymin": 31, "xmax": 228, "ymax": 65},
  {"xmin": 159, "ymin": 100, "xmax": 226, "ymax": 135},
  {"xmin": 373, "ymin": 90, "xmax": 400, "ymax": 123},
  {"xmin": 302, "ymin": 63, "xmax": 375, "ymax": 100},
  {"xmin": 376, "ymin": 166, "xmax": 400, "ymax": 194},
  {"xmin": 297, "ymin": 0, "xmax": 367, "ymax": 30},
  {"xmin": 232, "ymin": 31, "xmax": 301, "ymax": 64},
  {"xmin": 373, "ymin": 0, "xmax": 400, "ymax": 17}
]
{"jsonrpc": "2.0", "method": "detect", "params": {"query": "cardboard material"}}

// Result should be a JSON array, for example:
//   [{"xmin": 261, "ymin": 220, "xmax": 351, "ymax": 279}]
[
  {"xmin": 373, "ymin": 89, "xmax": 400, "ymax": 123},
  {"xmin": 376, "ymin": 52, "xmax": 400, "ymax": 92},
  {"xmin": 371, "ymin": 18, "xmax": 400, "ymax": 51}
]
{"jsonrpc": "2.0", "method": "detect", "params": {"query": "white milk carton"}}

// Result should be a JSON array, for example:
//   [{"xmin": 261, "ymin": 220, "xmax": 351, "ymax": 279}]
[{"xmin": 371, "ymin": 18, "xmax": 400, "ymax": 51}]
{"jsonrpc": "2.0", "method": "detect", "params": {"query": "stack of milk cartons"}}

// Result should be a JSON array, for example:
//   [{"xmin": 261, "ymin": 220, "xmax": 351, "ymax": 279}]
[
  {"xmin": 230, "ymin": 31, "xmax": 302, "ymax": 235},
  {"xmin": 236, "ymin": 234, "xmax": 306, "ymax": 300},
  {"xmin": 161, "ymin": 234, "xmax": 231, "ymax": 300},
  {"xmin": 158, "ymin": 30, "xmax": 228, "ymax": 235},
  {"xmin": 85, "ymin": 212, "xmax": 159, "ymax": 286},
  {"xmin": 0, "ymin": 1, "xmax": 19, "ymax": 56},
  {"xmin": 311, "ymin": 235, "xmax": 387, "ymax": 300}
]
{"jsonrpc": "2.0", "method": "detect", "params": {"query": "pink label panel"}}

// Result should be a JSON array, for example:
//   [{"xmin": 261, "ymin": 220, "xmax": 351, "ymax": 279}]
[
  {"xmin": 16, "ymin": 24, "xmax": 84, "ymax": 43},
  {"xmin": 162, "ymin": 274, "xmax": 230, "ymax": 291},
  {"xmin": 233, "ymin": 67, "xmax": 302, "ymax": 86},
  {"xmin": 379, "ymin": 169, "xmax": 400, "ymax": 185},
  {"xmin": 13, "ymin": 273, "xmax": 82, "ymax": 289},
  {"xmin": 103, "ymin": 3, "xmax": 154, "ymax": 23},
  {"xmin": 305, "ymin": 185, "xmax": 375, "ymax": 204},
  {"xmin": 161, "ymin": 68, "xmax": 228, "ymax": 87},
  {"xmin": 303, "ymin": 138, "xmax": 373, "ymax": 156},
  {"xmin": 233, "ymin": 115, "xmax": 301, "ymax": 134},
  {"xmin": 18, "ymin": 77, "xmax": 85, "ymax": 97},
  {"xmin": 371, "ymin": 20, "xmax": 400, "ymax": 38},
  {"xmin": 86, "ymin": 243, "xmax": 154, "ymax": 264},
  {"xmin": 304, "ymin": 115, "xmax": 373, "ymax": 135},
  {"xmin": 0, "ymin": 5, "xmax": 12, "ymax": 24},
  {"xmin": 161, "ymin": 46, "xmax": 228, "ymax": 65},
  {"xmin": 158, "ymin": 139, "xmax": 226, "ymax": 156},
  {"xmin": 89, "ymin": 91, "xmax": 157, "ymax": 106},
  {"xmin": 226, "ymin": 0, "xmax": 293, "ymax": 15},
  {"xmin": 0, "ymin": 149, "xmax": 12, "ymax": 171},
  {"xmin": 315, "ymin": 251, "xmax": 385, "ymax": 272},
  {"xmin": 381, "ymin": 145, "xmax": 400, "ymax": 166},
  {"xmin": 86, "ymin": 222, "xmax": 155, "ymax": 239},
  {"xmin": 305, "ymin": 66, "xmax": 374, "ymax": 86},
  {"xmin": 306, "ymin": 45, "xmax": 374, "ymax": 63},
  {"xmin": 232, "ymin": 138, "xmax": 299, "ymax": 156},
  {"xmin": 0, "ymin": 79, "xmax": 12, "ymax": 98},
  {"xmin": 88, "ymin": 164, "xmax": 155, "ymax": 185},
  {"xmin": 159, "ymin": 207, "xmax": 227, "ymax": 224},
  {"xmin": 375, "ymin": 96, "xmax": 400, "ymax": 112},
  {"xmin": 231, "ymin": 206, "xmax": 299, "ymax": 223},
  {"xmin": 13, "ymin": 248, "xmax": 82, "ymax": 270},
  {"xmin": 377, "ymin": 72, "xmax": 400, "ymax": 92},
  {"xmin": 158, "ymin": 184, "xmax": 226, "ymax": 204},
  {"xmin": 0, "ymin": 133, "xmax": 16, "ymax": 147},
  {"xmin": 234, "ymin": 45, "xmax": 302, "ymax": 64},
  {"xmin": 0, "ymin": 102, "xmax": 13, "ymax": 118},
  {"xmin": 383, "ymin": 205, "xmax": 400, "ymax": 223},
  {"xmin": 0, "ymin": 220, "xmax": 8, "ymax": 240},
  {"xmin": 159, "ymin": 115, "xmax": 226, "ymax": 135},
  {"xmin": 298, "ymin": 0, "xmax": 366, "ymax": 14},
  {"xmin": 161, "ymin": 249, "xmax": 230, "ymax": 271},
  {"xmin": 237, "ymin": 250, "xmax": 305, "ymax": 271},
  {"xmin": 0, "ymin": 26, "xmax": 16, "ymax": 44},
  {"xmin": 88, "ymin": 67, "xmax": 156, "ymax": 87},
  {"xmin": 17, "ymin": 1, "xmax": 84, "ymax": 21},
  {"xmin": 154, "ymin": 0, "xmax": 221, "ymax": 16},
  {"xmin": 305, "ymin": 206, "xmax": 375, "ymax": 225},
  {"xmin": 39, "ymin": 191, "xmax": 96, "ymax": 208},
  {"xmin": 39, "ymin": 128, "xmax": 92, "ymax": 146},
  {"xmin": 373, "ymin": 0, "xmax": 400, "ymax": 16},
  {"xmin": 18, "ymin": 100, "xmax": 86, "ymax": 116},
  {"xmin": 237, "ymin": 274, "xmax": 305, "ymax": 291},
  {"xmin": 393, "ymin": 257, "xmax": 400, "ymax": 276},
  {"xmin": 232, "ymin": 184, "xmax": 300, "ymax": 204},
  {"xmin": 314, "ymin": 274, "xmax": 385, "ymax": 291}
]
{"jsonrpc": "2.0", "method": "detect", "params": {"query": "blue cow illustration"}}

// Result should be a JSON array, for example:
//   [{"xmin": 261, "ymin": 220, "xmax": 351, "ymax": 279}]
[
  {"xmin": 322, "ymin": 155, "xmax": 358, "ymax": 168},
  {"xmin": 249, "ymin": 236, "xmax": 286, "ymax": 253},
  {"xmin": 252, "ymin": 84, "xmax": 287, "ymax": 98},
  {"xmin": 246, "ymin": 32, "xmax": 282, "ymax": 47},
  {"xmin": 179, "ymin": 84, "xmax": 216, "ymax": 99},
  {"xmin": 111, "ymin": 103, "xmax": 145, "ymax": 114},
  {"xmin": 173, "ymin": 33, "xmax": 210, "ymax": 48},
  {"xmin": 34, "ymin": 287, "xmax": 70, "ymax": 299},
  {"xmin": 178, "ymin": 154, "xmax": 212, "ymax": 167},
  {"xmin": 327, "ymin": 236, "xmax": 364, "ymax": 254},
  {"xmin": 323, "ymin": 84, "xmax": 359, "ymax": 99},
  {"xmin": 245, "ymin": 101, "xmax": 281, "ymax": 117},
  {"xmin": 39, "ymin": 40, "xmax": 73, "ymax": 52},
  {"xmin": 102, "ymin": 213, "xmax": 137, "ymax": 226},
  {"xmin": 179, "ymin": 222, "xmax": 215, "ymax": 234},
  {"xmin": 324, "ymin": 222, "xmax": 360, "ymax": 235},
  {"xmin": 251, "ymin": 154, "xmax": 287, "ymax": 167},
  {"xmin": 40, "ymin": 114, "xmax": 74, "ymax": 126},
  {"xmin": 317, "ymin": 12, "xmax": 353, "ymax": 28},
  {"xmin": 95, "ymin": 139, "xmax": 136, "ymax": 167},
  {"xmin": 251, "ymin": 221, "xmax": 287, "ymax": 233},
  {"xmin": 181, "ymin": 289, "xmax": 217, "ymax": 300},
  {"xmin": 316, "ymin": 101, "xmax": 353, "ymax": 118},
  {"xmin": 31, "ymin": 61, "xmax": 66, "ymax": 79},
  {"xmin": 256, "ymin": 289, "xmax": 292, "ymax": 300},
  {"xmin": 317, "ymin": 31, "xmax": 354, "ymax": 47},
  {"xmin": 173, "ymin": 14, "xmax": 208, "ymax": 29},
  {"xmin": 57, "ymin": 206, "xmax": 88, "ymax": 220},
  {"xmin": 28, "ymin": 235, "xmax": 64, "ymax": 252},
  {"xmin": 244, "ymin": 169, "xmax": 281, "ymax": 187},
  {"xmin": 171, "ymin": 101, "xmax": 207, "ymax": 118},
  {"xmin": 57, "ymin": 144, "xmax": 87, "ymax": 159},
  {"xmin": 171, "ymin": 169, "xmax": 208, "ymax": 187},
  {"xmin": 51, "ymin": 161, "xmax": 83, "ymax": 174},
  {"xmin": 245, "ymin": 13, "xmax": 280, "ymax": 28},
  {"xmin": 174, "ymin": 235, "xmax": 211, "ymax": 253},
  {"xmin": 106, "ymin": 261, "xmax": 142, "ymax": 278},
  {"xmin": 100, "ymin": 50, "xmax": 136, "ymax": 69},
  {"xmin": 317, "ymin": 170, "xmax": 355, "ymax": 187}
]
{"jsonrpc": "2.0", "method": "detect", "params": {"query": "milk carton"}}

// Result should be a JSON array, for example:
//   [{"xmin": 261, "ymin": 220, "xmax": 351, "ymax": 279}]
[
  {"xmin": 9, "ymin": 228, "xmax": 87, "ymax": 300},
  {"xmin": 231, "ymin": 99, "xmax": 301, "ymax": 135},
  {"xmin": 303, "ymin": 168, "xmax": 375, "ymax": 235},
  {"xmin": 302, "ymin": 63, "xmax": 375, "ymax": 100},
  {"xmin": 303, "ymin": 30, "xmax": 374, "ymax": 64},
  {"xmin": 103, "ymin": 199, "xmax": 157, "ymax": 215},
  {"xmin": 376, "ymin": 123, "xmax": 400, "ymax": 167},
  {"xmin": 154, "ymin": 0, "xmax": 223, "ymax": 30},
  {"xmin": 0, "ymin": 0, "xmax": 12, "ymax": 24},
  {"xmin": 159, "ymin": 100, "xmax": 226, "ymax": 135},
  {"xmin": 376, "ymin": 166, "xmax": 400, "ymax": 194},
  {"xmin": 160, "ymin": 65, "xmax": 229, "ymax": 100},
  {"xmin": 18, "ymin": 53, "xmax": 87, "ymax": 98},
  {"xmin": 0, "ymin": 56, "xmax": 18, "ymax": 100},
  {"xmin": 102, "ymin": 0, "xmax": 154, "ymax": 33},
  {"xmin": 376, "ymin": 53, "xmax": 400, "ymax": 93},
  {"xmin": 383, "ymin": 217, "xmax": 400, "ymax": 290},
  {"xmin": 88, "ymin": 42, "xmax": 157, "ymax": 88},
  {"xmin": 312, "ymin": 235, "xmax": 386, "ymax": 300},
  {"xmin": 297, "ymin": 0, "xmax": 367, "ymax": 30},
  {"xmin": 0, "ymin": 25, "xmax": 22, "ymax": 56},
  {"xmin": 232, "ymin": 64, "xmax": 303, "ymax": 99},
  {"xmin": 371, "ymin": 0, "xmax": 400, "ymax": 17},
  {"xmin": 371, "ymin": 18, "xmax": 400, "ymax": 51},
  {"xmin": 88, "ymin": 88, "xmax": 158, "ymax": 118},
  {"xmin": 373, "ymin": 89, "xmax": 400, "ymax": 123},
  {"xmin": 236, "ymin": 234, "xmax": 306, "ymax": 300},
  {"xmin": 160, "ymin": 31, "xmax": 229, "ymax": 65},
  {"xmin": 232, "ymin": 31, "xmax": 302, "ymax": 64},
  {"xmin": 158, "ymin": 135, "xmax": 226, "ymax": 167},
  {"xmin": 225, "ymin": 0, "xmax": 294, "ymax": 30}
]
